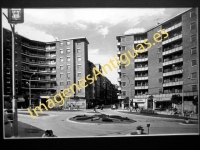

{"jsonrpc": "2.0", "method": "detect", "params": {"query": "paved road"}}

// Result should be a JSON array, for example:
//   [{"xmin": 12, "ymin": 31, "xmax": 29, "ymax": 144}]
[{"xmin": 17, "ymin": 108, "xmax": 198, "ymax": 138}]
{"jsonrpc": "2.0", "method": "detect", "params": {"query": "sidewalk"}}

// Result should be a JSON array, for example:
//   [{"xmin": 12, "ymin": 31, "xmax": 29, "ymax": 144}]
[{"xmin": 115, "ymin": 108, "xmax": 198, "ymax": 120}]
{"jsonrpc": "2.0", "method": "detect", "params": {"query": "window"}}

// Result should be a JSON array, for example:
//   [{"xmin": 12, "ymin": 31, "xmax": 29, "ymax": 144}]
[
  {"xmin": 60, "ymin": 82, "xmax": 64, "ymax": 86},
  {"xmin": 122, "ymin": 65, "xmax": 125, "ymax": 69},
  {"xmin": 77, "ymin": 48, "xmax": 81, "ymax": 53},
  {"xmin": 67, "ymin": 56, "xmax": 70, "ymax": 61},
  {"xmin": 121, "ymin": 46, "xmax": 126, "ymax": 51},
  {"xmin": 122, "ymin": 73, "xmax": 126, "ymax": 77},
  {"xmin": 191, "ymin": 47, "xmax": 196, "ymax": 54},
  {"xmin": 15, "ymin": 61, "xmax": 18, "ymax": 66},
  {"xmin": 158, "ymin": 47, "xmax": 162, "ymax": 53},
  {"xmin": 122, "ymin": 82, "xmax": 126, "ymax": 86},
  {"xmin": 60, "ymin": 49, "xmax": 63, "ymax": 54},
  {"xmin": 67, "ymin": 41, "xmax": 70, "ymax": 45},
  {"xmin": 67, "ymin": 73, "xmax": 70, "ymax": 79},
  {"xmin": 60, "ymin": 57, "xmax": 63, "ymax": 62},
  {"xmin": 15, "ymin": 88, "xmax": 18, "ymax": 94},
  {"xmin": 121, "ymin": 37, "xmax": 125, "ymax": 42},
  {"xmin": 78, "ymin": 89, "xmax": 81, "ymax": 93},
  {"xmin": 190, "ymin": 22, "xmax": 196, "ymax": 30},
  {"xmin": 122, "ymin": 91, "xmax": 126, "ymax": 96},
  {"xmin": 60, "ymin": 73, "xmax": 63, "ymax": 78},
  {"xmin": 159, "ymin": 58, "xmax": 162, "ymax": 63},
  {"xmin": 78, "ymin": 64, "xmax": 81, "ymax": 69},
  {"xmin": 191, "ymin": 72, "xmax": 197, "ymax": 79},
  {"xmin": 159, "ymin": 68, "xmax": 162, "ymax": 73},
  {"xmin": 15, "ymin": 79, "xmax": 18, "ymax": 84},
  {"xmin": 67, "ymin": 81, "xmax": 70, "ymax": 85},
  {"xmin": 159, "ymin": 78, "xmax": 162, "ymax": 83},
  {"xmin": 60, "ymin": 65, "xmax": 64, "ymax": 70},
  {"xmin": 77, "ymin": 57, "xmax": 81, "ymax": 61},
  {"xmin": 78, "ymin": 72, "xmax": 81, "ymax": 77},
  {"xmin": 190, "ymin": 10, "xmax": 196, "ymax": 17},
  {"xmin": 191, "ymin": 85, "xmax": 197, "ymax": 91},
  {"xmin": 191, "ymin": 59, "xmax": 197, "ymax": 66},
  {"xmin": 67, "ymin": 65, "xmax": 70, "ymax": 70},
  {"xmin": 67, "ymin": 48, "xmax": 70, "ymax": 53},
  {"xmin": 77, "ymin": 42, "xmax": 81, "ymax": 45},
  {"xmin": 190, "ymin": 35, "xmax": 196, "ymax": 42},
  {"xmin": 60, "ymin": 42, "xmax": 63, "ymax": 46},
  {"xmin": 159, "ymin": 88, "xmax": 162, "ymax": 94},
  {"xmin": 15, "ymin": 71, "xmax": 18, "ymax": 75}
]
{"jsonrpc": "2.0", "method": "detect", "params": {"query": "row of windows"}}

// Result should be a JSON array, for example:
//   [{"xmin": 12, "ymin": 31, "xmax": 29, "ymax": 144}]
[
  {"xmin": 60, "ymin": 56, "xmax": 82, "ymax": 62},
  {"xmin": 60, "ymin": 48, "xmax": 81, "ymax": 54},
  {"xmin": 120, "ymin": 85, "xmax": 197, "ymax": 96}
]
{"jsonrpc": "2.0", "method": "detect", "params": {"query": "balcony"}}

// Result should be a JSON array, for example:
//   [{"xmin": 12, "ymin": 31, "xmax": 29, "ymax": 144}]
[
  {"xmin": 134, "ymin": 40, "xmax": 144, "ymax": 44},
  {"xmin": 163, "ymin": 80, "xmax": 183, "ymax": 87},
  {"xmin": 135, "ymin": 48, "xmax": 148, "ymax": 53},
  {"xmin": 49, "ymin": 62, "xmax": 56, "ymax": 65},
  {"xmin": 163, "ymin": 57, "xmax": 183, "ymax": 66},
  {"xmin": 135, "ymin": 76, "xmax": 148, "ymax": 80},
  {"xmin": 118, "ymin": 87, "xmax": 121, "ymax": 91},
  {"xmin": 117, "ymin": 78, "xmax": 121, "ymax": 82},
  {"xmin": 117, "ymin": 51, "xmax": 121, "ymax": 56},
  {"xmin": 135, "ymin": 66, "xmax": 148, "ymax": 71},
  {"xmin": 162, "ymin": 34, "xmax": 182, "ymax": 45},
  {"xmin": 165, "ymin": 22, "xmax": 182, "ymax": 33},
  {"xmin": 135, "ymin": 85, "xmax": 148, "ymax": 89},
  {"xmin": 163, "ymin": 46, "xmax": 183, "ymax": 56},
  {"xmin": 117, "ymin": 69, "xmax": 121, "ymax": 73},
  {"xmin": 163, "ymin": 68, "xmax": 182, "ymax": 77},
  {"xmin": 21, "ymin": 42, "xmax": 46, "ymax": 51},
  {"xmin": 135, "ymin": 57, "xmax": 148, "ymax": 62},
  {"xmin": 117, "ymin": 42, "xmax": 121, "ymax": 47},
  {"xmin": 46, "ymin": 46, "xmax": 56, "ymax": 51},
  {"xmin": 46, "ymin": 54, "xmax": 56, "ymax": 59}
]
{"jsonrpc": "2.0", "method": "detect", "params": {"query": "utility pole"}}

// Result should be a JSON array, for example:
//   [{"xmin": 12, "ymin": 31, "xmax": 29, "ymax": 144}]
[{"xmin": 3, "ymin": 8, "xmax": 24, "ymax": 137}]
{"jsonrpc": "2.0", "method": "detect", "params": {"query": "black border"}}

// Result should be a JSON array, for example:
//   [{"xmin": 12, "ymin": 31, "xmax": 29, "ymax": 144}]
[{"xmin": 1, "ymin": 0, "xmax": 199, "ymax": 149}]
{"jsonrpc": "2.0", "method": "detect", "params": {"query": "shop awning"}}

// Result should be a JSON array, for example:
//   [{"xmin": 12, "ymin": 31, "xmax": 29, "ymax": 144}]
[{"xmin": 133, "ymin": 99, "xmax": 146, "ymax": 103}]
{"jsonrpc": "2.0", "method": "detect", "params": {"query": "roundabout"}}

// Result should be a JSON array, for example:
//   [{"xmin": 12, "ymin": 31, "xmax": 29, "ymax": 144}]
[{"xmin": 69, "ymin": 113, "xmax": 137, "ymax": 124}]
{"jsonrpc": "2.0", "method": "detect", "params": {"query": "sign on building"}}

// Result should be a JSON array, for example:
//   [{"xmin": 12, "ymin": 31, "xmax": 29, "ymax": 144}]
[{"xmin": 8, "ymin": 8, "xmax": 24, "ymax": 24}]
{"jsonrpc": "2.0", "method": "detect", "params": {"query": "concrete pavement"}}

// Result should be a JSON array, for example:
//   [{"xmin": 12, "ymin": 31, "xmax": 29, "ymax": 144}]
[{"xmin": 4, "ymin": 108, "xmax": 199, "ymax": 138}]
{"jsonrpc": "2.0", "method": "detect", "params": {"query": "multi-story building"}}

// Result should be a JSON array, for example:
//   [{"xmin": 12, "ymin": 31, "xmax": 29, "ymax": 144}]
[
  {"xmin": 116, "ymin": 8, "xmax": 198, "ymax": 112},
  {"xmin": 3, "ymin": 28, "xmax": 90, "ymax": 109}
]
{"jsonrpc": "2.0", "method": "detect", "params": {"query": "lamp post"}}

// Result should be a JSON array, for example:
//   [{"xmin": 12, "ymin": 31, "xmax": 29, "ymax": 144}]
[{"xmin": 26, "ymin": 72, "xmax": 35, "ymax": 106}]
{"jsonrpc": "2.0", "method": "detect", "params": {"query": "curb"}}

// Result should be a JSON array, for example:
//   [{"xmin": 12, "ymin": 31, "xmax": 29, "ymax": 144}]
[{"xmin": 179, "ymin": 122, "xmax": 198, "ymax": 125}]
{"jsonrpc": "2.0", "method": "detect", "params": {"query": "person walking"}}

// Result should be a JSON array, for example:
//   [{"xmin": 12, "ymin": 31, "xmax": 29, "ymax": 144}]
[{"xmin": 101, "ymin": 104, "xmax": 104, "ymax": 110}]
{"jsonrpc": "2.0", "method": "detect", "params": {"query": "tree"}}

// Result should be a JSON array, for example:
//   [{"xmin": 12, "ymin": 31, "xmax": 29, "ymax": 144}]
[{"xmin": 171, "ymin": 94, "xmax": 182, "ymax": 104}]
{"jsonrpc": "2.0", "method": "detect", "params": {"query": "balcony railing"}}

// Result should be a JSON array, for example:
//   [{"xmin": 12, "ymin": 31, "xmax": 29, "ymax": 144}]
[
  {"xmin": 21, "ymin": 42, "xmax": 46, "ymax": 50},
  {"xmin": 117, "ymin": 42, "xmax": 121, "ymax": 47},
  {"xmin": 162, "ymin": 34, "xmax": 182, "ymax": 45},
  {"xmin": 135, "ymin": 85, "xmax": 148, "ymax": 89},
  {"xmin": 118, "ymin": 87, "xmax": 121, "ymax": 91},
  {"xmin": 117, "ymin": 78, "xmax": 121, "ymax": 82},
  {"xmin": 163, "ymin": 57, "xmax": 183, "ymax": 66},
  {"xmin": 134, "ymin": 39, "xmax": 145, "ymax": 44},
  {"xmin": 135, "ymin": 57, "xmax": 148, "ymax": 62},
  {"xmin": 117, "ymin": 69, "xmax": 121, "ymax": 73},
  {"xmin": 135, "ymin": 76, "xmax": 148, "ymax": 80},
  {"xmin": 163, "ymin": 80, "xmax": 183, "ymax": 87},
  {"xmin": 163, "ymin": 45, "xmax": 183, "ymax": 56},
  {"xmin": 117, "ymin": 51, "xmax": 121, "ymax": 56},
  {"xmin": 135, "ymin": 66, "xmax": 148, "ymax": 71},
  {"xmin": 165, "ymin": 22, "xmax": 182, "ymax": 33}
]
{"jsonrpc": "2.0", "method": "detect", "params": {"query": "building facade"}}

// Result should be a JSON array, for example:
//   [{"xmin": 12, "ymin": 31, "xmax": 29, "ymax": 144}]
[
  {"xmin": 116, "ymin": 8, "xmax": 199, "ymax": 112},
  {"xmin": 3, "ymin": 28, "xmax": 90, "ymax": 109}
]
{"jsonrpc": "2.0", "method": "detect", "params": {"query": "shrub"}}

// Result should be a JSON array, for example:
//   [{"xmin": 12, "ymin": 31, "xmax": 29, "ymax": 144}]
[
  {"xmin": 140, "ymin": 109, "xmax": 157, "ymax": 114},
  {"xmin": 136, "ymin": 125, "xmax": 143, "ymax": 130},
  {"xmin": 102, "ymin": 117, "xmax": 113, "ymax": 122},
  {"xmin": 76, "ymin": 116, "xmax": 94, "ymax": 120}
]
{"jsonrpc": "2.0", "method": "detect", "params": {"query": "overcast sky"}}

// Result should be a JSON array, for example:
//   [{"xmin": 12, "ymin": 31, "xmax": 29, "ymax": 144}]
[{"xmin": 2, "ymin": 8, "xmax": 190, "ymax": 85}]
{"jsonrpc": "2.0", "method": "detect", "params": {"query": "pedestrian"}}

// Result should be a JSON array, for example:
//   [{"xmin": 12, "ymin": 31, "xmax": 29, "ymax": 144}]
[
  {"xmin": 49, "ymin": 130, "xmax": 56, "ymax": 137},
  {"xmin": 101, "ymin": 104, "xmax": 104, "ymax": 110},
  {"xmin": 42, "ymin": 130, "xmax": 51, "ymax": 137}
]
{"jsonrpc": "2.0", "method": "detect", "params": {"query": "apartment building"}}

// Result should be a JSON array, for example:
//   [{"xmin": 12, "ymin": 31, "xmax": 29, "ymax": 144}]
[
  {"xmin": 3, "ymin": 28, "xmax": 89, "ymax": 109},
  {"xmin": 116, "ymin": 8, "xmax": 198, "ymax": 111}
]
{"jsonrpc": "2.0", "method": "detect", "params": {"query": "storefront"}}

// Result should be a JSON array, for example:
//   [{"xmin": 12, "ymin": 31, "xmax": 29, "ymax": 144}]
[
  {"xmin": 153, "ymin": 97, "xmax": 172, "ymax": 110},
  {"xmin": 132, "ymin": 98, "xmax": 147, "ymax": 109}
]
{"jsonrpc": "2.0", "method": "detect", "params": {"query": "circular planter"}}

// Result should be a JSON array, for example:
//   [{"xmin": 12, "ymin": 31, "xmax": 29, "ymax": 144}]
[{"xmin": 136, "ymin": 129, "xmax": 144, "ymax": 134}]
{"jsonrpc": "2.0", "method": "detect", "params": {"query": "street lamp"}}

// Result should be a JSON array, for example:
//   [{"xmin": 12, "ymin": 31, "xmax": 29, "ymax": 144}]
[{"xmin": 26, "ymin": 72, "xmax": 35, "ymax": 106}]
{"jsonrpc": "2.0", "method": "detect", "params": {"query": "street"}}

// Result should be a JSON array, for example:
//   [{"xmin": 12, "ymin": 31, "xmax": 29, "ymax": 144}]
[{"xmin": 6, "ymin": 108, "xmax": 198, "ymax": 138}]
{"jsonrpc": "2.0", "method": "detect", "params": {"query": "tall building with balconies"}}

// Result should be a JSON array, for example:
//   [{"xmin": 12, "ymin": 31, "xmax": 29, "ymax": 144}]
[
  {"xmin": 3, "ymin": 28, "xmax": 89, "ymax": 108},
  {"xmin": 116, "ymin": 8, "xmax": 198, "ymax": 112}
]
